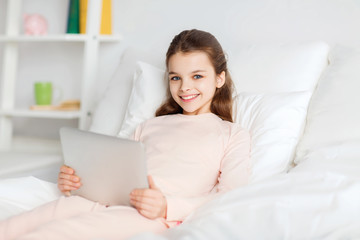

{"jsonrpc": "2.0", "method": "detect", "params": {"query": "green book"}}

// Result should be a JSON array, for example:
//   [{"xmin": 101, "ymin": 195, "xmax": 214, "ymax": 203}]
[{"xmin": 66, "ymin": 0, "xmax": 80, "ymax": 34}]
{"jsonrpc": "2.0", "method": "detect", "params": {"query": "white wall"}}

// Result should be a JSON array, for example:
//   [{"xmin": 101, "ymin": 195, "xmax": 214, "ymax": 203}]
[
  {"xmin": 115, "ymin": 0, "xmax": 360, "ymax": 48},
  {"xmin": 1, "ymin": 0, "xmax": 360, "ymax": 139}
]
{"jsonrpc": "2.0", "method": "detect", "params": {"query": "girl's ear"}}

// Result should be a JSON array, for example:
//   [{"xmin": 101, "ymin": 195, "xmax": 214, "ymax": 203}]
[{"xmin": 216, "ymin": 71, "xmax": 226, "ymax": 88}]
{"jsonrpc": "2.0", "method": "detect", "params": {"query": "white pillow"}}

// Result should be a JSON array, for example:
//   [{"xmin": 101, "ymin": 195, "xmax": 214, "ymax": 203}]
[
  {"xmin": 118, "ymin": 61, "xmax": 313, "ymax": 182},
  {"xmin": 233, "ymin": 92, "xmax": 312, "ymax": 183},
  {"xmin": 294, "ymin": 45, "xmax": 360, "ymax": 164},
  {"xmin": 228, "ymin": 41, "xmax": 329, "ymax": 93},
  {"xmin": 118, "ymin": 61, "xmax": 167, "ymax": 138},
  {"xmin": 90, "ymin": 47, "xmax": 165, "ymax": 136}
]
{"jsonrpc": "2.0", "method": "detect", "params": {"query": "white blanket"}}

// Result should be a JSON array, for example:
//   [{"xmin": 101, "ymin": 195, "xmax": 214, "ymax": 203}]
[
  {"xmin": 131, "ymin": 168, "xmax": 360, "ymax": 240},
  {"xmin": 0, "ymin": 176, "xmax": 61, "ymax": 221},
  {"xmin": 1, "ymin": 168, "xmax": 359, "ymax": 239}
]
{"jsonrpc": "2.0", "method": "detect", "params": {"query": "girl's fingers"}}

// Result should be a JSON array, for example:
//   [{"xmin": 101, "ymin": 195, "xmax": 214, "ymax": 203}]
[
  {"xmin": 131, "ymin": 189, "xmax": 162, "ymax": 199},
  {"xmin": 131, "ymin": 200, "xmax": 159, "ymax": 219},
  {"xmin": 130, "ymin": 199, "xmax": 155, "ymax": 212},
  {"xmin": 58, "ymin": 183, "xmax": 79, "ymax": 191},
  {"xmin": 147, "ymin": 175, "xmax": 158, "ymax": 189},
  {"xmin": 138, "ymin": 209, "xmax": 156, "ymax": 219},
  {"xmin": 130, "ymin": 196, "xmax": 160, "ymax": 208},
  {"xmin": 58, "ymin": 178, "xmax": 81, "ymax": 188},
  {"xmin": 60, "ymin": 165, "xmax": 74, "ymax": 174},
  {"xmin": 58, "ymin": 172, "xmax": 81, "ymax": 183},
  {"xmin": 130, "ymin": 196, "xmax": 160, "ymax": 210},
  {"xmin": 130, "ymin": 188, "xmax": 167, "ymax": 219},
  {"xmin": 58, "ymin": 178, "xmax": 82, "ymax": 193}
]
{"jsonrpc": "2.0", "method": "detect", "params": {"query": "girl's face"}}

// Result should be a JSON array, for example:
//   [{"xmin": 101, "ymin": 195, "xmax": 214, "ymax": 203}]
[{"xmin": 168, "ymin": 51, "xmax": 225, "ymax": 115}]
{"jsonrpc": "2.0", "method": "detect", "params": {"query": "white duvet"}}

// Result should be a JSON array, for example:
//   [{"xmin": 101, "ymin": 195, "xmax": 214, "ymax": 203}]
[
  {"xmin": 0, "ymin": 176, "xmax": 61, "ymax": 221},
  {"xmin": 131, "ymin": 161, "xmax": 360, "ymax": 240},
  {"xmin": 1, "ymin": 163, "xmax": 359, "ymax": 240}
]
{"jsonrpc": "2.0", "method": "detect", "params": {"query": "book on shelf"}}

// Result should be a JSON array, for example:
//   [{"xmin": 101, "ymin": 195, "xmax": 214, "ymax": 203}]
[
  {"xmin": 79, "ymin": 0, "xmax": 87, "ymax": 34},
  {"xmin": 67, "ymin": 0, "xmax": 80, "ymax": 34},
  {"xmin": 100, "ymin": 0, "xmax": 112, "ymax": 35},
  {"xmin": 79, "ymin": 0, "xmax": 112, "ymax": 35}
]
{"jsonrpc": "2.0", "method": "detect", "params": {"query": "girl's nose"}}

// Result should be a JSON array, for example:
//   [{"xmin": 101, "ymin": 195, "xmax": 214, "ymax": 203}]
[{"xmin": 180, "ymin": 79, "xmax": 191, "ymax": 92}]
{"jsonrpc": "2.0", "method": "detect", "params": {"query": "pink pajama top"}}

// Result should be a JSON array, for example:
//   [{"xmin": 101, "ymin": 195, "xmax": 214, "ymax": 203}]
[{"xmin": 132, "ymin": 113, "xmax": 251, "ymax": 223}]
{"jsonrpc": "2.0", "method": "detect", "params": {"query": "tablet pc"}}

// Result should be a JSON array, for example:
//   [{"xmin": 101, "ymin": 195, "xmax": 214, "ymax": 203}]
[{"xmin": 60, "ymin": 127, "xmax": 148, "ymax": 206}]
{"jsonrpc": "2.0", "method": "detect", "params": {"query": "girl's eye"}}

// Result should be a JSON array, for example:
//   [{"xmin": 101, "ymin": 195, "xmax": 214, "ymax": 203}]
[
  {"xmin": 194, "ymin": 75, "xmax": 203, "ymax": 79},
  {"xmin": 170, "ymin": 76, "xmax": 180, "ymax": 81}
]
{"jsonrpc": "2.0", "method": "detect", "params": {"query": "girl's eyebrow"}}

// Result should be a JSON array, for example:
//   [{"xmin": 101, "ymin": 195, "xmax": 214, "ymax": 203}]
[{"xmin": 168, "ymin": 70, "xmax": 207, "ymax": 75}]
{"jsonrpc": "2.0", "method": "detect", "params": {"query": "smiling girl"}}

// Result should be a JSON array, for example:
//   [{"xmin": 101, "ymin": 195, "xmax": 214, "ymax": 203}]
[{"xmin": 0, "ymin": 29, "xmax": 251, "ymax": 240}]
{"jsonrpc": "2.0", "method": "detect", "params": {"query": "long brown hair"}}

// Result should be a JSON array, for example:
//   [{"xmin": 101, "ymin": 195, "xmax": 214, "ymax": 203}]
[{"xmin": 155, "ymin": 29, "xmax": 234, "ymax": 122}]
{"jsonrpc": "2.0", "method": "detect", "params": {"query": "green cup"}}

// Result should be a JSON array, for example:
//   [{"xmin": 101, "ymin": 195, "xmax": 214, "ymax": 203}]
[{"xmin": 34, "ymin": 82, "xmax": 53, "ymax": 105}]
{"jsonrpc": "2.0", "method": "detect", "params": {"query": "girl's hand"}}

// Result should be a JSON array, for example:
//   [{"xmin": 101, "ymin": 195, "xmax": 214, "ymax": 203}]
[
  {"xmin": 57, "ymin": 165, "xmax": 82, "ymax": 196},
  {"xmin": 130, "ymin": 175, "xmax": 167, "ymax": 219}
]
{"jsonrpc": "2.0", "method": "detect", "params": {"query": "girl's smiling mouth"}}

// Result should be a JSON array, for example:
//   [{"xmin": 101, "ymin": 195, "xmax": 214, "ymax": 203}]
[{"xmin": 180, "ymin": 94, "xmax": 200, "ymax": 102}]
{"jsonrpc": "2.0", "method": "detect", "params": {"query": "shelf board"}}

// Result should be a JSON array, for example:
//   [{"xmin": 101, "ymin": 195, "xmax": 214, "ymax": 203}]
[
  {"xmin": 98, "ymin": 34, "xmax": 123, "ymax": 42},
  {"xmin": 0, "ymin": 109, "xmax": 81, "ymax": 119},
  {"xmin": 0, "ymin": 34, "xmax": 123, "ymax": 43}
]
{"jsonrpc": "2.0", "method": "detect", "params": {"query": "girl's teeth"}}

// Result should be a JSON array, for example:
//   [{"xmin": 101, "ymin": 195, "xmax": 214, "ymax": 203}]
[{"xmin": 182, "ymin": 95, "xmax": 197, "ymax": 100}]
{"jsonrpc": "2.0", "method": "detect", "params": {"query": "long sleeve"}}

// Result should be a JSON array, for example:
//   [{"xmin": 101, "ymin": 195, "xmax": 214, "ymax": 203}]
[
  {"xmin": 217, "ymin": 127, "xmax": 252, "ymax": 192},
  {"xmin": 164, "ymin": 126, "xmax": 252, "ymax": 221}
]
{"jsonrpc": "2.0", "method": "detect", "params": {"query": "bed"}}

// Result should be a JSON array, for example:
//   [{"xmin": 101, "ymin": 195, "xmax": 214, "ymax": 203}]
[
  {"xmin": 1, "ymin": 1, "xmax": 360, "ymax": 239},
  {"xmin": 1, "ymin": 41, "xmax": 360, "ymax": 239}
]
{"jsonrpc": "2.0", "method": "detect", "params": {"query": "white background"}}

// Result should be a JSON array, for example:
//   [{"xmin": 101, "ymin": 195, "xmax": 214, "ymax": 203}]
[{"xmin": 1, "ymin": 0, "xmax": 360, "ymax": 139}]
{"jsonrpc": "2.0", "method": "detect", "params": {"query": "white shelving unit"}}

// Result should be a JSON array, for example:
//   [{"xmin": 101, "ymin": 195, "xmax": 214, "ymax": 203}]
[{"xmin": 0, "ymin": 0, "xmax": 122, "ymax": 151}]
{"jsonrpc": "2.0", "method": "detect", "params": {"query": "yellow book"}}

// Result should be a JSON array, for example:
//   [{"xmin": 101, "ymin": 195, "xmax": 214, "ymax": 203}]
[
  {"xmin": 79, "ymin": 0, "xmax": 87, "ymax": 34},
  {"xmin": 79, "ymin": 0, "xmax": 112, "ymax": 34},
  {"xmin": 100, "ymin": 0, "xmax": 112, "ymax": 35}
]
